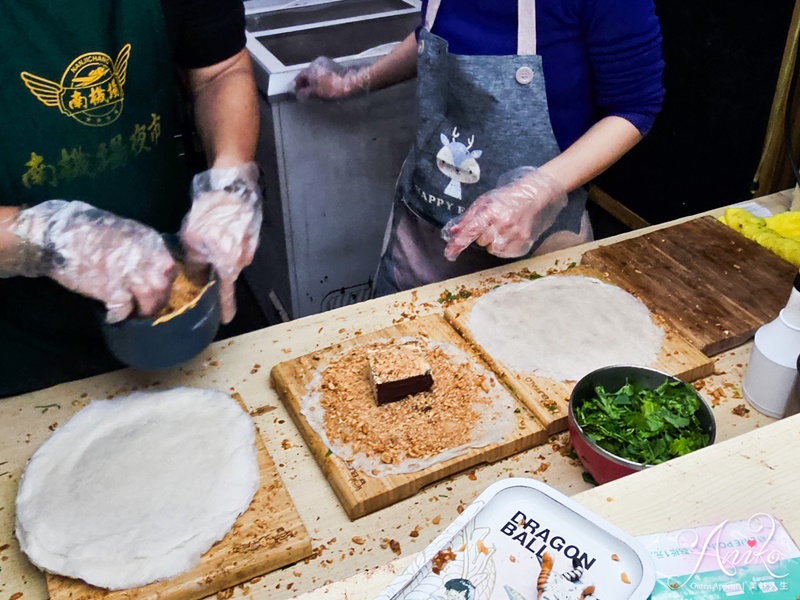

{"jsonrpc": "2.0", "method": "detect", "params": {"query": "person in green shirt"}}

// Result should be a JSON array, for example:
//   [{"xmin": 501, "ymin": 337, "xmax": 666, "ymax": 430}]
[{"xmin": 0, "ymin": 0, "xmax": 262, "ymax": 398}]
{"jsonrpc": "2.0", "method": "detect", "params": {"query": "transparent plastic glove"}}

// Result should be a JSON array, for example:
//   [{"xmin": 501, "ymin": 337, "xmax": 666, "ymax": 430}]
[
  {"xmin": 294, "ymin": 56, "xmax": 371, "ymax": 101},
  {"xmin": 442, "ymin": 167, "xmax": 569, "ymax": 261},
  {"xmin": 7, "ymin": 200, "xmax": 176, "ymax": 323},
  {"xmin": 180, "ymin": 162, "xmax": 263, "ymax": 324}
]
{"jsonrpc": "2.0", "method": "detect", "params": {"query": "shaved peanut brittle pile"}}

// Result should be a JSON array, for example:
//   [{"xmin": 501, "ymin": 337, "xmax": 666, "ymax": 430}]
[
  {"xmin": 154, "ymin": 266, "xmax": 206, "ymax": 318},
  {"xmin": 368, "ymin": 343, "xmax": 430, "ymax": 384},
  {"xmin": 367, "ymin": 341, "xmax": 433, "ymax": 405},
  {"xmin": 318, "ymin": 340, "xmax": 496, "ymax": 468}
]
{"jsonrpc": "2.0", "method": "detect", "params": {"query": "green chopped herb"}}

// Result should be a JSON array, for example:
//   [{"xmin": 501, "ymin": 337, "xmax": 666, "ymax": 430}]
[
  {"xmin": 581, "ymin": 471, "xmax": 598, "ymax": 485},
  {"xmin": 325, "ymin": 449, "xmax": 333, "ymax": 457},
  {"xmin": 528, "ymin": 272, "xmax": 543, "ymax": 280},
  {"xmin": 575, "ymin": 379, "xmax": 709, "ymax": 466},
  {"xmin": 514, "ymin": 407, "xmax": 522, "ymax": 413},
  {"xmin": 437, "ymin": 289, "xmax": 473, "ymax": 303},
  {"xmin": 568, "ymin": 262, "xmax": 577, "ymax": 268}
]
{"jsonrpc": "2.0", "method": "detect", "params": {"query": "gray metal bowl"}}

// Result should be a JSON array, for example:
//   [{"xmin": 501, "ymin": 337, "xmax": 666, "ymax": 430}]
[
  {"xmin": 568, "ymin": 365, "xmax": 716, "ymax": 484},
  {"xmin": 99, "ymin": 276, "xmax": 220, "ymax": 371}
]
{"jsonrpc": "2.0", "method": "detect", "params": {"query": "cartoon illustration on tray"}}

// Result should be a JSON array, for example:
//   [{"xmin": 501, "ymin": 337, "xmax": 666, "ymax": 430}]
[
  {"xmin": 398, "ymin": 520, "xmax": 498, "ymax": 600},
  {"xmin": 535, "ymin": 552, "xmax": 596, "ymax": 599},
  {"xmin": 444, "ymin": 578, "xmax": 477, "ymax": 600},
  {"xmin": 503, "ymin": 553, "xmax": 597, "ymax": 600},
  {"xmin": 436, "ymin": 127, "xmax": 482, "ymax": 200}
]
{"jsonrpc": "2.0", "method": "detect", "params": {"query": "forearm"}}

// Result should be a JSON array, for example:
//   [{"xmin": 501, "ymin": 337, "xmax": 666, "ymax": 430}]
[
  {"xmin": 363, "ymin": 32, "xmax": 418, "ymax": 91},
  {"xmin": 188, "ymin": 49, "xmax": 259, "ymax": 169},
  {"xmin": 0, "ymin": 206, "xmax": 20, "ymax": 248},
  {"xmin": 0, "ymin": 206, "xmax": 21, "ymax": 274},
  {"xmin": 538, "ymin": 116, "xmax": 642, "ymax": 192}
]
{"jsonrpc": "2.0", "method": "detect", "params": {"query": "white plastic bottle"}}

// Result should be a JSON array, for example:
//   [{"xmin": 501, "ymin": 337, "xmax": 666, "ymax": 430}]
[
  {"xmin": 784, "ymin": 355, "xmax": 800, "ymax": 417},
  {"xmin": 742, "ymin": 273, "xmax": 800, "ymax": 418}
]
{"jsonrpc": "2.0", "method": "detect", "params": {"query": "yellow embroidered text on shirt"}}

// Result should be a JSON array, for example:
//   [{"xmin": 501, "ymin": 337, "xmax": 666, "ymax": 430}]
[{"xmin": 21, "ymin": 113, "xmax": 162, "ymax": 188}]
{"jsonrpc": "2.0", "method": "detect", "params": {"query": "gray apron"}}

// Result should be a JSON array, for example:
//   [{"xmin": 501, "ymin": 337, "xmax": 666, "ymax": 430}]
[{"xmin": 374, "ymin": 0, "xmax": 590, "ymax": 296}]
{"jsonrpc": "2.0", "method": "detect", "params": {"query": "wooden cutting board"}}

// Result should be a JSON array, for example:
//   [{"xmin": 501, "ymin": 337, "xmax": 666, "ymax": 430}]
[
  {"xmin": 271, "ymin": 315, "xmax": 548, "ymax": 520},
  {"xmin": 582, "ymin": 216, "xmax": 797, "ymax": 356},
  {"xmin": 47, "ymin": 393, "xmax": 311, "ymax": 600},
  {"xmin": 443, "ymin": 267, "xmax": 714, "ymax": 435}
]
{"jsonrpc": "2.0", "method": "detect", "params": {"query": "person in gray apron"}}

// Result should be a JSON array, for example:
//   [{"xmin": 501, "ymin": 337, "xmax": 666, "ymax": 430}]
[{"xmin": 295, "ymin": 0, "xmax": 662, "ymax": 295}]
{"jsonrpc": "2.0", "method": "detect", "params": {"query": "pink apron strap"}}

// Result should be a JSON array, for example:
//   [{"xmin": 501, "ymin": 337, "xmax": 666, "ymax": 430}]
[
  {"xmin": 423, "ymin": 0, "xmax": 442, "ymax": 30},
  {"xmin": 517, "ymin": 0, "xmax": 537, "ymax": 55}
]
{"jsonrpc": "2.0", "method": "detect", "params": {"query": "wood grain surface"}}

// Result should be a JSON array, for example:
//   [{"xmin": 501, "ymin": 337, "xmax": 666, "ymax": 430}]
[
  {"xmin": 582, "ymin": 216, "xmax": 797, "ymax": 356},
  {"xmin": 46, "ymin": 394, "xmax": 312, "ymax": 600},
  {"xmin": 270, "ymin": 315, "xmax": 548, "ymax": 520},
  {"xmin": 443, "ymin": 267, "xmax": 715, "ymax": 434}
]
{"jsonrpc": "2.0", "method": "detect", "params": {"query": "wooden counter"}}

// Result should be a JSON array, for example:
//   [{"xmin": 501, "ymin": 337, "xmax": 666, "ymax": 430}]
[
  {"xmin": 0, "ymin": 190, "xmax": 794, "ymax": 600},
  {"xmin": 294, "ymin": 412, "xmax": 800, "ymax": 599}
]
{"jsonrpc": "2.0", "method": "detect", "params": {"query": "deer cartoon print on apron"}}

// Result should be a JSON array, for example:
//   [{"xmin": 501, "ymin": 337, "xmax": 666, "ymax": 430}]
[
  {"xmin": 374, "ymin": 0, "xmax": 591, "ymax": 296},
  {"xmin": 437, "ymin": 127, "xmax": 482, "ymax": 200}
]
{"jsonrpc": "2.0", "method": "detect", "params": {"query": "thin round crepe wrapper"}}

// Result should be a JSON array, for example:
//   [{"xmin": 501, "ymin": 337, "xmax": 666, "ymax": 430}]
[{"xmin": 15, "ymin": 387, "xmax": 259, "ymax": 590}]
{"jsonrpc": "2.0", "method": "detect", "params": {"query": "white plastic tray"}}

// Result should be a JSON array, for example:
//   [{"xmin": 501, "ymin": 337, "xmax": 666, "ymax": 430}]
[{"xmin": 377, "ymin": 478, "xmax": 655, "ymax": 600}]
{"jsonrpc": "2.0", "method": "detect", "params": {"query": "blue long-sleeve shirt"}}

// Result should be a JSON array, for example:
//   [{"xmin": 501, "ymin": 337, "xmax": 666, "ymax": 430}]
[{"xmin": 419, "ymin": 0, "xmax": 665, "ymax": 150}]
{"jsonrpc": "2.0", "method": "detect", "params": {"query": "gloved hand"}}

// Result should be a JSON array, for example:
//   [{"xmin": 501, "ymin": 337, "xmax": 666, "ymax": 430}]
[
  {"xmin": 442, "ymin": 167, "xmax": 569, "ymax": 261},
  {"xmin": 294, "ymin": 56, "xmax": 371, "ymax": 101},
  {"xmin": 5, "ymin": 200, "xmax": 176, "ymax": 323},
  {"xmin": 180, "ymin": 162, "xmax": 262, "ymax": 324}
]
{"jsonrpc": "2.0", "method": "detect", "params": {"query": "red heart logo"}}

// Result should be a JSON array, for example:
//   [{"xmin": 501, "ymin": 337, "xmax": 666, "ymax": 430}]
[{"xmin": 747, "ymin": 539, "xmax": 757, "ymax": 547}]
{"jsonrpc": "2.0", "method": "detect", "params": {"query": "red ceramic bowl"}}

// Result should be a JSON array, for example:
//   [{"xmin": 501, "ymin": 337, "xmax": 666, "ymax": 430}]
[{"xmin": 568, "ymin": 365, "xmax": 716, "ymax": 485}]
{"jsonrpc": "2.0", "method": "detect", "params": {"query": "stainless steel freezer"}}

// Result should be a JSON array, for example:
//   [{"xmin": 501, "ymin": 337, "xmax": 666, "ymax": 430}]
[{"xmin": 244, "ymin": 0, "xmax": 420, "ymax": 320}]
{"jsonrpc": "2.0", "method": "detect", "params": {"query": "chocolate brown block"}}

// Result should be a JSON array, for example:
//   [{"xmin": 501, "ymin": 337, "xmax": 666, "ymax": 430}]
[{"xmin": 367, "ymin": 342, "xmax": 434, "ymax": 405}]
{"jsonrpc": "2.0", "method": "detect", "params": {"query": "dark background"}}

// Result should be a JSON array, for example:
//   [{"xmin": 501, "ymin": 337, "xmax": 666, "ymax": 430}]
[{"xmin": 595, "ymin": 0, "xmax": 796, "ymax": 224}]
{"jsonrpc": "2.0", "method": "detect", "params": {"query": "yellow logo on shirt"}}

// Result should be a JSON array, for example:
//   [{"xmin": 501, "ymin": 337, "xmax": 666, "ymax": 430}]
[{"xmin": 20, "ymin": 44, "xmax": 131, "ymax": 127}]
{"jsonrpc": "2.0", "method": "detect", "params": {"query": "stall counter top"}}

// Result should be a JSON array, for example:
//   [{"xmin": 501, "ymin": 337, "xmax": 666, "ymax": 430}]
[
  {"xmin": 0, "ymin": 190, "xmax": 794, "ymax": 600},
  {"xmin": 294, "ymin": 412, "xmax": 800, "ymax": 599}
]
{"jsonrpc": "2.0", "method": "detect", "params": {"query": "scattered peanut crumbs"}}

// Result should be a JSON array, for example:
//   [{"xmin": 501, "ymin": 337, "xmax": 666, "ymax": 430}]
[
  {"xmin": 249, "ymin": 405, "xmax": 277, "ymax": 417},
  {"xmin": 477, "ymin": 539, "xmax": 489, "ymax": 555},
  {"xmin": 621, "ymin": 572, "xmax": 631, "ymax": 584},
  {"xmin": 732, "ymin": 404, "xmax": 750, "ymax": 417},
  {"xmin": 533, "ymin": 461, "xmax": 549, "ymax": 474},
  {"xmin": 431, "ymin": 547, "xmax": 457, "ymax": 574}
]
